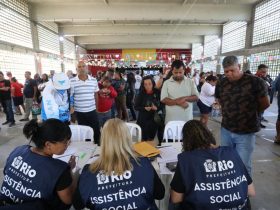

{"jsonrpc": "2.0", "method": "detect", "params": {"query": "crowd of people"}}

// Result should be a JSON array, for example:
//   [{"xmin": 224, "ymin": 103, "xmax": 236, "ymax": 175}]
[
  {"xmin": 0, "ymin": 55, "xmax": 278, "ymax": 209},
  {"xmin": 0, "ymin": 70, "xmax": 75, "ymax": 127}
]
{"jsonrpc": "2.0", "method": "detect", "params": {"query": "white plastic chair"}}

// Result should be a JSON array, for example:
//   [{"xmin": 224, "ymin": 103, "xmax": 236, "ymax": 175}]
[
  {"xmin": 163, "ymin": 121, "xmax": 186, "ymax": 142},
  {"xmin": 69, "ymin": 125, "xmax": 94, "ymax": 142},
  {"xmin": 126, "ymin": 122, "xmax": 142, "ymax": 142}
]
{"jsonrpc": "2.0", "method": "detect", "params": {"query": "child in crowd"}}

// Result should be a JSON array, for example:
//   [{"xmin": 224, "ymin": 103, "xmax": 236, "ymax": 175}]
[
  {"xmin": 10, "ymin": 77, "xmax": 25, "ymax": 115},
  {"xmin": 97, "ymin": 76, "xmax": 117, "ymax": 126}
]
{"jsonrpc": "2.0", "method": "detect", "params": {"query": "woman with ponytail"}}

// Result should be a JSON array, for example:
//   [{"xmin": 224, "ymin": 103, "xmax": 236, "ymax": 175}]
[{"xmin": 0, "ymin": 119, "xmax": 76, "ymax": 210}]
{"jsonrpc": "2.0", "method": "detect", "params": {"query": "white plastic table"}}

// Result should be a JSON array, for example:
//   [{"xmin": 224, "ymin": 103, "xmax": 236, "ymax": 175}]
[{"xmin": 53, "ymin": 141, "xmax": 98, "ymax": 171}]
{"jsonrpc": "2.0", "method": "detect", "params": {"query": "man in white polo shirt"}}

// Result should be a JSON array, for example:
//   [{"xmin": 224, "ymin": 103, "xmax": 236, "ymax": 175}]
[
  {"xmin": 70, "ymin": 61, "xmax": 100, "ymax": 145},
  {"xmin": 161, "ymin": 60, "xmax": 199, "ymax": 124}
]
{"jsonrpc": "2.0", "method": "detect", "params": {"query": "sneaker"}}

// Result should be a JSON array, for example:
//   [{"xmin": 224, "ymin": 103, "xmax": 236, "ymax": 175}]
[
  {"xmin": 9, "ymin": 122, "xmax": 15, "ymax": 127},
  {"xmin": 19, "ymin": 118, "xmax": 29, "ymax": 122},
  {"xmin": 260, "ymin": 123, "xmax": 266, "ymax": 128},
  {"xmin": 2, "ymin": 121, "xmax": 9, "ymax": 125}
]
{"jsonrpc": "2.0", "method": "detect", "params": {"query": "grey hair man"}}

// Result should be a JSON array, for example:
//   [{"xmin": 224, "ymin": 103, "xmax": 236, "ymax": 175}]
[{"xmin": 70, "ymin": 61, "xmax": 100, "ymax": 145}]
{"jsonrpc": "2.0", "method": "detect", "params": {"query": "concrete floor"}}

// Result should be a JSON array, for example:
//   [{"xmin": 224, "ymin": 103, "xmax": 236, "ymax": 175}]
[{"xmin": 0, "ymin": 101, "xmax": 280, "ymax": 209}]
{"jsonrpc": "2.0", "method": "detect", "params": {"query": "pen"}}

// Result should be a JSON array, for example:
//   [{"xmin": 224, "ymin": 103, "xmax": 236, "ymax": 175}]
[{"xmin": 156, "ymin": 145, "xmax": 172, "ymax": 148}]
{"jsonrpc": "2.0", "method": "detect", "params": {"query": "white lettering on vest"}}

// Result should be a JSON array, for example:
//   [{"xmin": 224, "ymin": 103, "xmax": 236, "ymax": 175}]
[
  {"xmin": 97, "ymin": 170, "xmax": 132, "ymax": 185},
  {"xmin": 11, "ymin": 156, "xmax": 37, "ymax": 178},
  {"xmin": 204, "ymin": 159, "xmax": 234, "ymax": 173},
  {"xmin": 2, "ymin": 175, "xmax": 41, "ymax": 200},
  {"xmin": 210, "ymin": 192, "xmax": 241, "ymax": 204},
  {"xmin": 90, "ymin": 187, "xmax": 147, "ymax": 205},
  {"xmin": 101, "ymin": 202, "xmax": 137, "ymax": 210},
  {"xmin": 194, "ymin": 175, "xmax": 248, "ymax": 191}
]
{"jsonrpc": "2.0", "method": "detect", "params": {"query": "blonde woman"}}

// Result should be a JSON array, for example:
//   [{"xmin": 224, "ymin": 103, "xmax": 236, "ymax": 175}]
[{"xmin": 73, "ymin": 118, "xmax": 165, "ymax": 210}]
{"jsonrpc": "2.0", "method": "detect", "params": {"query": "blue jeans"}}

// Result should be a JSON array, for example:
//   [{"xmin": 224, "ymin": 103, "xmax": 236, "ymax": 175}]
[
  {"xmin": 1, "ymin": 99, "xmax": 15, "ymax": 123},
  {"xmin": 221, "ymin": 127, "xmax": 255, "ymax": 176},
  {"xmin": 98, "ymin": 111, "xmax": 111, "ymax": 127},
  {"xmin": 135, "ymin": 89, "xmax": 140, "ymax": 96},
  {"xmin": 111, "ymin": 101, "xmax": 116, "ymax": 118}
]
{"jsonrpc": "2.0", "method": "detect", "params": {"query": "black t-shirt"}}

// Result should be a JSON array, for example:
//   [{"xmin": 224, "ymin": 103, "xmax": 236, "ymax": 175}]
[
  {"xmin": 170, "ymin": 166, "xmax": 185, "ymax": 193},
  {"xmin": 215, "ymin": 74, "xmax": 268, "ymax": 134},
  {"xmin": 46, "ymin": 167, "xmax": 72, "ymax": 210},
  {"xmin": 0, "ymin": 79, "xmax": 11, "ymax": 101},
  {"xmin": 55, "ymin": 167, "xmax": 72, "ymax": 191},
  {"xmin": 23, "ymin": 79, "xmax": 37, "ymax": 98}
]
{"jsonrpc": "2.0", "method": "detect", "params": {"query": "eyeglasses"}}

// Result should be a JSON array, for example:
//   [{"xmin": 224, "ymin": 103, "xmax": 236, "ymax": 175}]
[{"xmin": 61, "ymin": 140, "xmax": 71, "ymax": 146}]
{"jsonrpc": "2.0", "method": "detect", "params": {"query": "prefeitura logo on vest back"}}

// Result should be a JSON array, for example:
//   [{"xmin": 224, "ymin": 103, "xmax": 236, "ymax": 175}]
[
  {"xmin": 81, "ymin": 158, "xmax": 157, "ymax": 210},
  {"xmin": 0, "ymin": 155, "xmax": 41, "ymax": 204},
  {"xmin": 11, "ymin": 156, "xmax": 37, "ymax": 178},
  {"xmin": 204, "ymin": 159, "xmax": 234, "ymax": 173},
  {"xmin": 96, "ymin": 170, "xmax": 132, "ymax": 185}
]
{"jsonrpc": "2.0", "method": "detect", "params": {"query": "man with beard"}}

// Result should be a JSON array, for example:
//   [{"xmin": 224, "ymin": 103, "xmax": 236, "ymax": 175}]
[
  {"xmin": 161, "ymin": 60, "xmax": 199, "ymax": 124},
  {"xmin": 215, "ymin": 56, "xmax": 270, "ymax": 176}
]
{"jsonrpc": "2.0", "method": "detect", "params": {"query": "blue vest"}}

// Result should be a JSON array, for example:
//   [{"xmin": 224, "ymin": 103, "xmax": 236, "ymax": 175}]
[
  {"xmin": 41, "ymin": 98, "xmax": 70, "ymax": 122},
  {"xmin": 79, "ymin": 157, "xmax": 158, "ymax": 210},
  {"xmin": 0, "ymin": 145, "xmax": 68, "ymax": 204},
  {"xmin": 178, "ymin": 146, "xmax": 250, "ymax": 210}
]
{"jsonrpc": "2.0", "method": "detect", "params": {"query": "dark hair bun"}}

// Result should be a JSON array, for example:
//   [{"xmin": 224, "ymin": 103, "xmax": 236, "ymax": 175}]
[{"xmin": 23, "ymin": 119, "xmax": 39, "ymax": 139}]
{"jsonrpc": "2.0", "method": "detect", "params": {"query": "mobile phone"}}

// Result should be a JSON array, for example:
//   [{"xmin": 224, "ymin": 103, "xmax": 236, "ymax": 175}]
[{"xmin": 166, "ymin": 162, "xmax": 178, "ymax": 172}]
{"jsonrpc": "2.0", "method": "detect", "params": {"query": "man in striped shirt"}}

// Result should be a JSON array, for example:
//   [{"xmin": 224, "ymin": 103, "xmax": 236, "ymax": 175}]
[{"xmin": 70, "ymin": 61, "xmax": 100, "ymax": 145}]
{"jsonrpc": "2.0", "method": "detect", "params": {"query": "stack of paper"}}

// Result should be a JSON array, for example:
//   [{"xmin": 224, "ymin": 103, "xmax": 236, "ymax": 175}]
[
  {"xmin": 156, "ymin": 146, "xmax": 180, "ymax": 175},
  {"xmin": 53, "ymin": 143, "xmax": 97, "ymax": 172},
  {"xmin": 157, "ymin": 146, "xmax": 180, "ymax": 163},
  {"xmin": 53, "ymin": 147, "xmax": 77, "ymax": 163}
]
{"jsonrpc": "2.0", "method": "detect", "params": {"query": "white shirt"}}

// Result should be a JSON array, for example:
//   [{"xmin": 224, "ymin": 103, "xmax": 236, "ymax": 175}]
[
  {"xmin": 135, "ymin": 75, "xmax": 142, "ymax": 90},
  {"xmin": 199, "ymin": 82, "xmax": 216, "ymax": 107},
  {"xmin": 70, "ymin": 75, "xmax": 99, "ymax": 112},
  {"xmin": 161, "ymin": 76, "xmax": 199, "ymax": 124},
  {"xmin": 194, "ymin": 74, "xmax": 200, "ymax": 86}
]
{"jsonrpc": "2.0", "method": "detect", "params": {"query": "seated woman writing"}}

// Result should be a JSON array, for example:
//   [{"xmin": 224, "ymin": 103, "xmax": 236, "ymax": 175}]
[
  {"xmin": 73, "ymin": 118, "xmax": 165, "ymax": 210},
  {"xmin": 170, "ymin": 120, "xmax": 255, "ymax": 210},
  {"xmin": 0, "ymin": 119, "xmax": 76, "ymax": 210}
]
